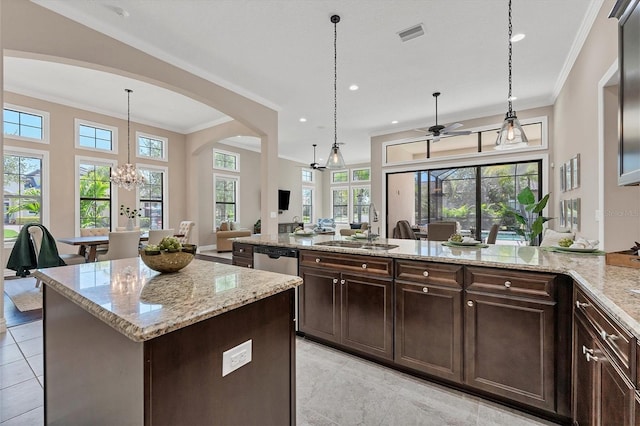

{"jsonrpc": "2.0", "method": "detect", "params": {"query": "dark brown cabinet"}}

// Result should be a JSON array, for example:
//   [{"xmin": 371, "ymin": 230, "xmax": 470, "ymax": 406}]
[
  {"xmin": 464, "ymin": 267, "xmax": 558, "ymax": 412},
  {"xmin": 231, "ymin": 242, "xmax": 253, "ymax": 268},
  {"xmin": 394, "ymin": 260, "xmax": 464, "ymax": 382},
  {"xmin": 298, "ymin": 250, "xmax": 394, "ymax": 360}
]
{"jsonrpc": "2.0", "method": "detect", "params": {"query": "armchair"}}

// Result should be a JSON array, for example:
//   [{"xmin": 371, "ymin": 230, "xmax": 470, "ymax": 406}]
[{"xmin": 216, "ymin": 221, "xmax": 251, "ymax": 252}]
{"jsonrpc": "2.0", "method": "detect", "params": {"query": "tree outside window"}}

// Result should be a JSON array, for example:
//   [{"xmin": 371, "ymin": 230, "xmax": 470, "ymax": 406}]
[
  {"xmin": 351, "ymin": 186, "xmax": 371, "ymax": 223},
  {"xmin": 302, "ymin": 187, "xmax": 313, "ymax": 223},
  {"xmin": 332, "ymin": 188, "xmax": 349, "ymax": 223},
  {"xmin": 79, "ymin": 163, "xmax": 111, "ymax": 229},
  {"xmin": 139, "ymin": 169, "xmax": 164, "ymax": 230},
  {"xmin": 214, "ymin": 176, "xmax": 237, "ymax": 227},
  {"xmin": 4, "ymin": 154, "xmax": 42, "ymax": 241}
]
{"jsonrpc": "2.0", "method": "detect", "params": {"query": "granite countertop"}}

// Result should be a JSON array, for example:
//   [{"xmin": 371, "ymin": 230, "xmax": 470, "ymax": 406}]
[
  {"xmin": 34, "ymin": 258, "xmax": 302, "ymax": 342},
  {"xmin": 236, "ymin": 234, "xmax": 640, "ymax": 339}
]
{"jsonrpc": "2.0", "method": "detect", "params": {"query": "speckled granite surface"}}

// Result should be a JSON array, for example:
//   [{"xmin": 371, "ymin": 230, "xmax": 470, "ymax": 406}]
[
  {"xmin": 237, "ymin": 234, "xmax": 640, "ymax": 339},
  {"xmin": 34, "ymin": 258, "xmax": 302, "ymax": 342}
]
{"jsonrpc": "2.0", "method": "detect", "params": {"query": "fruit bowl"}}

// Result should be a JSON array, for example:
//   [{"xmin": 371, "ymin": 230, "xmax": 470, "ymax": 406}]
[{"xmin": 140, "ymin": 244, "xmax": 197, "ymax": 273}]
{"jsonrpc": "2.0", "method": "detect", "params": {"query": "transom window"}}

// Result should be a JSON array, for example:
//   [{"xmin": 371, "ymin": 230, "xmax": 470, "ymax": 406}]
[
  {"xmin": 3, "ymin": 105, "xmax": 49, "ymax": 143},
  {"xmin": 214, "ymin": 149, "xmax": 239, "ymax": 172},
  {"xmin": 78, "ymin": 161, "xmax": 113, "ymax": 229},
  {"xmin": 214, "ymin": 174, "xmax": 239, "ymax": 228},
  {"xmin": 4, "ymin": 153, "xmax": 43, "ymax": 242},
  {"xmin": 137, "ymin": 132, "xmax": 167, "ymax": 161},
  {"xmin": 75, "ymin": 119, "xmax": 117, "ymax": 153},
  {"xmin": 332, "ymin": 171, "xmax": 349, "ymax": 183},
  {"xmin": 351, "ymin": 168, "xmax": 370, "ymax": 182},
  {"xmin": 302, "ymin": 169, "xmax": 313, "ymax": 183},
  {"xmin": 138, "ymin": 167, "xmax": 166, "ymax": 231}
]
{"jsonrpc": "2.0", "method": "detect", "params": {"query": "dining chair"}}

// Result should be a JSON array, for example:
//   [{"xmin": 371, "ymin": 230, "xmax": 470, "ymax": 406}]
[
  {"xmin": 97, "ymin": 231, "xmax": 141, "ymax": 261},
  {"xmin": 392, "ymin": 220, "xmax": 417, "ymax": 239},
  {"xmin": 148, "ymin": 229, "xmax": 175, "ymax": 245},
  {"xmin": 116, "ymin": 226, "xmax": 140, "ymax": 232},
  {"xmin": 486, "ymin": 224, "xmax": 499, "ymax": 244},
  {"xmin": 426, "ymin": 221, "xmax": 457, "ymax": 241},
  {"xmin": 177, "ymin": 221, "xmax": 195, "ymax": 244},
  {"xmin": 80, "ymin": 227, "xmax": 110, "ymax": 257},
  {"xmin": 28, "ymin": 226, "xmax": 86, "ymax": 289}
]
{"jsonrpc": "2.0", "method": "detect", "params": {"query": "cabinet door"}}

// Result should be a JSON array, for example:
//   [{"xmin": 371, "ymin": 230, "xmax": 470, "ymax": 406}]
[
  {"xmin": 464, "ymin": 292, "xmax": 556, "ymax": 411},
  {"xmin": 597, "ymin": 352, "xmax": 634, "ymax": 426},
  {"xmin": 395, "ymin": 281, "xmax": 463, "ymax": 382},
  {"xmin": 341, "ymin": 273, "xmax": 393, "ymax": 360},
  {"xmin": 298, "ymin": 266, "xmax": 341, "ymax": 343},
  {"xmin": 573, "ymin": 316, "xmax": 596, "ymax": 426}
]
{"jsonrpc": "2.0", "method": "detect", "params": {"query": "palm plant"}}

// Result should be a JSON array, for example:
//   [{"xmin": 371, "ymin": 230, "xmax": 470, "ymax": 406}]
[{"xmin": 507, "ymin": 186, "xmax": 552, "ymax": 246}]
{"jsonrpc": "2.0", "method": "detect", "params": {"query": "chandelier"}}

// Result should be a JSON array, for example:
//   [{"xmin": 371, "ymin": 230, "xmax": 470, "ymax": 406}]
[
  {"xmin": 111, "ymin": 89, "xmax": 146, "ymax": 190},
  {"xmin": 495, "ymin": 0, "xmax": 528, "ymax": 150},
  {"xmin": 325, "ymin": 14, "xmax": 346, "ymax": 170}
]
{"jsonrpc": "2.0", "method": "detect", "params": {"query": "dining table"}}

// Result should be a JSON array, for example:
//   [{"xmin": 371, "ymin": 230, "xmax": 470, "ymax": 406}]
[{"xmin": 58, "ymin": 232, "xmax": 183, "ymax": 262}]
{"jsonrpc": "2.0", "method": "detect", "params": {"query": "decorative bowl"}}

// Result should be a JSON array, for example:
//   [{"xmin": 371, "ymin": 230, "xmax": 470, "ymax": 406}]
[{"xmin": 140, "ymin": 244, "xmax": 197, "ymax": 273}]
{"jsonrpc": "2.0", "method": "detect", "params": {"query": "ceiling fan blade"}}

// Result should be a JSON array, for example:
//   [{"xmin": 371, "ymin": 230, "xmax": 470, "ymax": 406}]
[
  {"xmin": 440, "ymin": 122, "xmax": 463, "ymax": 133},
  {"xmin": 413, "ymin": 128, "xmax": 430, "ymax": 134},
  {"xmin": 445, "ymin": 130, "xmax": 472, "ymax": 136}
]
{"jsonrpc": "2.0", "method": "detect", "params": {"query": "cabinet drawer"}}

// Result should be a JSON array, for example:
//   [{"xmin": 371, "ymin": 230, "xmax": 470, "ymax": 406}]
[
  {"xmin": 299, "ymin": 250, "xmax": 392, "ymax": 278},
  {"xmin": 232, "ymin": 243, "xmax": 254, "ymax": 259},
  {"xmin": 395, "ymin": 260, "xmax": 463, "ymax": 289},
  {"xmin": 575, "ymin": 288, "xmax": 634, "ymax": 377},
  {"xmin": 465, "ymin": 267, "xmax": 556, "ymax": 301}
]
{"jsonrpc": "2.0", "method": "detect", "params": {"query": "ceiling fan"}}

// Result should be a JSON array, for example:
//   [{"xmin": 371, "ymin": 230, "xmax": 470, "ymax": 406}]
[
  {"xmin": 415, "ymin": 92, "xmax": 471, "ymax": 142},
  {"xmin": 308, "ymin": 144, "xmax": 326, "ymax": 171}
]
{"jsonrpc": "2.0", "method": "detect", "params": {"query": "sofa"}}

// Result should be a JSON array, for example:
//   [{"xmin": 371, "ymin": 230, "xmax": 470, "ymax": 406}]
[
  {"xmin": 216, "ymin": 221, "xmax": 251, "ymax": 252},
  {"xmin": 339, "ymin": 222, "xmax": 369, "ymax": 237}
]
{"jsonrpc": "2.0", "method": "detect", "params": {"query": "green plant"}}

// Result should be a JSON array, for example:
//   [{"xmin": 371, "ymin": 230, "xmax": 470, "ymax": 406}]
[
  {"xmin": 507, "ymin": 187, "xmax": 552, "ymax": 246},
  {"xmin": 120, "ymin": 204, "xmax": 141, "ymax": 219}
]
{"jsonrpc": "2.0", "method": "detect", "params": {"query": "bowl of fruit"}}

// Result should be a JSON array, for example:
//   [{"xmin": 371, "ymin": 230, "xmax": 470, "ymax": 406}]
[{"xmin": 140, "ymin": 237, "xmax": 197, "ymax": 273}]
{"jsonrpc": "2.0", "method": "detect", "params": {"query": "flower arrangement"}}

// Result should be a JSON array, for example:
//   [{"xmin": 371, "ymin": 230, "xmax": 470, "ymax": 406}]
[{"xmin": 120, "ymin": 204, "xmax": 141, "ymax": 219}]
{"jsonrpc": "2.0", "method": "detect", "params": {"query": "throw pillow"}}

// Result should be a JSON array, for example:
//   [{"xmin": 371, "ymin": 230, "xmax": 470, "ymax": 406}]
[
  {"xmin": 540, "ymin": 229, "xmax": 574, "ymax": 247},
  {"xmin": 219, "ymin": 221, "xmax": 229, "ymax": 231},
  {"xmin": 230, "ymin": 221, "xmax": 239, "ymax": 230}
]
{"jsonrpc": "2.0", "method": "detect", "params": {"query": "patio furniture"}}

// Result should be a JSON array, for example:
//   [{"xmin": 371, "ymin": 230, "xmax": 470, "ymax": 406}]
[
  {"xmin": 486, "ymin": 224, "xmax": 499, "ymax": 244},
  {"xmin": 426, "ymin": 221, "xmax": 457, "ymax": 241}
]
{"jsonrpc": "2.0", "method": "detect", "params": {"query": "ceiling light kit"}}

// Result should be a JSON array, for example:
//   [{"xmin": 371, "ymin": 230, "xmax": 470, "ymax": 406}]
[
  {"xmin": 496, "ymin": 0, "xmax": 528, "ymax": 150},
  {"xmin": 325, "ymin": 14, "xmax": 346, "ymax": 170},
  {"xmin": 418, "ymin": 91, "xmax": 471, "ymax": 142},
  {"xmin": 110, "ymin": 89, "xmax": 146, "ymax": 190}
]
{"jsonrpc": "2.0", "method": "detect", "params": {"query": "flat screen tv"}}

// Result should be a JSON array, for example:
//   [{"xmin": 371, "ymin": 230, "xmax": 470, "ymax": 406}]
[{"xmin": 278, "ymin": 190, "xmax": 291, "ymax": 211}]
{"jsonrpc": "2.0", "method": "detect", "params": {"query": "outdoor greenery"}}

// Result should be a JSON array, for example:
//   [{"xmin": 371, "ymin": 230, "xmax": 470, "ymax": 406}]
[{"xmin": 79, "ymin": 165, "xmax": 111, "ymax": 228}]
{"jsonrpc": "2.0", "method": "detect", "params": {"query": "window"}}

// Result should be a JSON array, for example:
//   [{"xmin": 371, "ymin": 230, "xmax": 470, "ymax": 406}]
[
  {"xmin": 138, "ymin": 166, "xmax": 167, "ymax": 231},
  {"xmin": 213, "ymin": 149, "xmax": 239, "ymax": 172},
  {"xmin": 331, "ymin": 187, "xmax": 349, "ymax": 223},
  {"xmin": 214, "ymin": 174, "xmax": 239, "ymax": 228},
  {"xmin": 302, "ymin": 169, "xmax": 314, "ymax": 183},
  {"xmin": 302, "ymin": 187, "xmax": 314, "ymax": 224},
  {"xmin": 3, "ymin": 152, "xmax": 43, "ymax": 241},
  {"xmin": 78, "ymin": 159, "xmax": 113, "ymax": 229},
  {"xmin": 351, "ymin": 186, "xmax": 371, "ymax": 223},
  {"xmin": 137, "ymin": 132, "xmax": 167, "ymax": 161},
  {"xmin": 3, "ymin": 105, "xmax": 49, "ymax": 143},
  {"xmin": 351, "ymin": 168, "xmax": 370, "ymax": 182},
  {"xmin": 75, "ymin": 119, "xmax": 118, "ymax": 153},
  {"xmin": 332, "ymin": 170, "xmax": 349, "ymax": 183}
]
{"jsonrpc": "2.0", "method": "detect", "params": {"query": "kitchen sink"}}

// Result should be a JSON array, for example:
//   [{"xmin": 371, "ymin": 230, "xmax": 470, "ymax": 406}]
[
  {"xmin": 314, "ymin": 241, "xmax": 398, "ymax": 251},
  {"xmin": 359, "ymin": 244, "xmax": 399, "ymax": 250}
]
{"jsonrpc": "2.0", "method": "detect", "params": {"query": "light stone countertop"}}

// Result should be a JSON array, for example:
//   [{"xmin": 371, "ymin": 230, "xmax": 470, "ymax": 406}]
[
  {"xmin": 34, "ymin": 258, "xmax": 302, "ymax": 342},
  {"xmin": 236, "ymin": 234, "xmax": 640, "ymax": 339}
]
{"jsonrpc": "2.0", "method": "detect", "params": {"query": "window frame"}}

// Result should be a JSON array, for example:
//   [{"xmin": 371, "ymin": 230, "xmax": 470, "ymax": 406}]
[
  {"xmin": 3, "ymin": 104, "xmax": 50, "ymax": 144},
  {"xmin": 350, "ymin": 185, "xmax": 372, "ymax": 224},
  {"xmin": 330, "ymin": 186, "xmax": 350, "ymax": 224},
  {"xmin": 331, "ymin": 170, "xmax": 349, "ymax": 184},
  {"xmin": 75, "ymin": 155, "xmax": 119, "ymax": 236},
  {"xmin": 136, "ymin": 131, "xmax": 168, "ymax": 162},
  {"xmin": 136, "ymin": 164, "xmax": 169, "ymax": 231},
  {"xmin": 74, "ymin": 118, "xmax": 119, "ymax": 154},
  {"xmin": 213, "ymin": 148, "xmax": 240, "ymax": 172},
  {"xmin": 301, "ymin": 186, "xmax": 314, "ymax": 224},
  {"xmin": 351, "ymin": 167, "xmax": 371, "ymax": 183},
  {"xmin": 213, "ymin": 173, "xmax": 240, "ymax": 229},
  {"xmin": 301, "ymin": 169, "xmax": 314, "ymax": 183}
]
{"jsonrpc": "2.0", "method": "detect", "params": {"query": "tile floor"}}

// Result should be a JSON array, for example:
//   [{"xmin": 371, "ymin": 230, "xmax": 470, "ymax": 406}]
[{"xmin": 1, "ymin": 319, "xmax": 554, "ymax": 425}]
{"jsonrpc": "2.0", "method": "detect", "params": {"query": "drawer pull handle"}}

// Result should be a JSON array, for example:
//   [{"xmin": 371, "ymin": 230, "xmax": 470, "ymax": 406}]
[
  {"xmin": 315, "ymin": 258, "xmax": 321, "ymax": 263},
  {"xmin": 467, "ymin": 300, "xmax": 474, "ymax": 307},
  {"xmin": 600, "ymin": 330, "xmax": 619, "ymax": 341},
  {"xmin": 333, "ymin": 278, "xmax": 338, "ymax": 284},
  {"xmin": 586, "ymin": 353, "xmax": 599, "ymax": 363},
  {"xmin": 423, "ymin": 271, "xmax": 429, "ymax": 277},
  {"xmin": 575, "ymin": 301, "xmax": 590, "ymax": 309},
  {"xmin": 582, "ymin": 345, "xmax": 594, "ymax": 355},
  {"xmin": 248, "ymin": 265, "xmax": 252, "ymax": 268},
  {"xmin": 362, "ymin": 263, "xmax": 367, "ymax": 269},
  {"xmin": 340, "ymin": 279, "xmax": 346, "ymax": 285},
  {"xmin": 504, "ymin": 280, "xmax": 511, "ymax": 288},
  {"xmin": 423, "ymin": 287, "xmax": 429, "ymax": 293}
]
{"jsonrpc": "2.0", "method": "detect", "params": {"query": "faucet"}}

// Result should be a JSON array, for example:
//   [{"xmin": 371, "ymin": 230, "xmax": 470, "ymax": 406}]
[{"xmin": 368, "ymin": 203, "xmax": 379, "ymax": 242}]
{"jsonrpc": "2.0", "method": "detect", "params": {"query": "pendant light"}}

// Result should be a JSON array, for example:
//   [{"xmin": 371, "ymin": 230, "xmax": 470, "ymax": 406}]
[
  {"xmin": 110, "ymin": 89, "xmax": 146, "ymax": 190},
  {"xmin": 495, "ymin": 0, "xmax": 528, "ymax": 149},
  {"xmin": 325, "ymin": 14, "xmax": 346, "ymax": 170}
]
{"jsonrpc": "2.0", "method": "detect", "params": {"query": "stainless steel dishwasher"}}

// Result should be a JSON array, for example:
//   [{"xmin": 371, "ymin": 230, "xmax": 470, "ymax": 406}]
[{"xmin": 253, "ymin": 246, "xmax": 300, "ymax": 329}]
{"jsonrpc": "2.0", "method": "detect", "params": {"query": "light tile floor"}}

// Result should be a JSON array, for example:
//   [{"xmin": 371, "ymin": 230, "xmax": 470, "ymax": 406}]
[{"xmin": 0, "ymin": 320, "xmax": 555, "ymax": 425}]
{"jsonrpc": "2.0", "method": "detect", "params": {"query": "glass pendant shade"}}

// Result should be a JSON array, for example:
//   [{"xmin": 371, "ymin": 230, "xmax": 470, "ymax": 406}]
[
  {"xmin": 326, "ymin": 144, "xmax": 346, "ymax": 169},
  {"xmin": 111, "ymin": 89, "xmax": 146, "ymax": 190},
  {"xmin": 495, "ymin": 111, "xmax": 528, "ymax": 150}
]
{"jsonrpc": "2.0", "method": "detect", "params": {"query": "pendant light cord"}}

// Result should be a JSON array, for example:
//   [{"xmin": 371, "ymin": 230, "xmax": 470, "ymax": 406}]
[
  {"xmin": 507, "ymin": 0, "xmax": 513, "ymax": 114},
  {"xmin": 333, "ymin": 16, "xmax": 338, "ymax": 149},
  {"xmin": 126, "ymin": 88, "xmax": 132, "ymax": 163}
]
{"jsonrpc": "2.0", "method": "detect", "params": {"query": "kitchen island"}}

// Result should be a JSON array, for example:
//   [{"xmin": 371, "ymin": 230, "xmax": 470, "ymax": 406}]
[{"xmin": 35, "ymin": 258, "xmax": 302, "ymax": 426}]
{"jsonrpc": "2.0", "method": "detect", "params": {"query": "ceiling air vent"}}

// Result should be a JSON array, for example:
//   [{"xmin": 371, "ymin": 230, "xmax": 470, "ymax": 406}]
[{"xmin": 398, "ymin": 24, "xmax": 424, "ymax": 42}]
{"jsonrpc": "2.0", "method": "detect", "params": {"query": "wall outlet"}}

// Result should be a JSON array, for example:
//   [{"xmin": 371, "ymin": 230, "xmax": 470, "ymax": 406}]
[{"xmin": 222, "ymin": 339, "xmax": 252, "ymax": 377}]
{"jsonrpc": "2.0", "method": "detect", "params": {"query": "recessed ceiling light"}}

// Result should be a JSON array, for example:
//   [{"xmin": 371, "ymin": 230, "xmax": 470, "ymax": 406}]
[
  {"xmin": 510, "ymin": 33, "xmax": 525, "ymax": 42},
  {"xmin": 391, "ymin": 120, "xmax": 398, "ymax": 124},
  {"xmin": 114, "ymin": 6, "xmax": 130, "ymax": 18},
  {"xmin": 349, "ymin": 84, "xmax": 359, "ymax": 91},
  {"xmin": 299, "ymin": 117, "xmax": 307, "ymax": 122}
]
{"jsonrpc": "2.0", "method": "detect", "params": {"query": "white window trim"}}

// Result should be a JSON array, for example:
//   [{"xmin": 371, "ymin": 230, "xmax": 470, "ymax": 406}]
[
  {"xmin": 75, "ymin": 155, "xmax": 119, "ymax": 236},
  {"xmin": 136, "ymin": 131, "xmax": 168, "ymax": 162},
  {"xmin": 3, "ymin": 146, "xmax": 50, "ymax": 248},
  {"xmin": 330, "ymin": 185, "xmax": 350, "ymax": 224},
  {"xmin": 136, "ymin": 163, "xmax": 169, "ymax": 229},
  {"xmin": 351, "ymin": 167, "xmax": 371, "ymax": 183},
  {"xmin": 382, "ymin": 116, "xmax": 549, "ymax": 167},
  {"xmin": 301, "ymin": 169, "xmax": 315, "ymax": 183},
  {"xmin": 350, "ymin": 184, "xmax": 372, "ymax": 224},
  {"xmin": 213, "ymin": 148, "xmax": 240, "ymax": 173},
  {"xmin": 74, "ymin": 118, "xmax": 119, "ymax": 154},
  {"xmin": 213, "ymin": 172, "xmax": 241, "ymax": 229},
  {"xmin": 331, "ymin": 170, "xmax": 350, "ymax": 184},
  {"xmin": 302, "ymin": 185, "xmax": 315, "ymax": 224},
  {"xmin": 3, "ymin": 103, "xmax": 50, "ymax": 144}
]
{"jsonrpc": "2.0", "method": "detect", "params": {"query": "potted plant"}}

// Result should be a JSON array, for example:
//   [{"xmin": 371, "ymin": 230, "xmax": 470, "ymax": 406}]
[
  {"xmin": 254, "ymin": 219, "xmax": 261, "ymax": 234},
  {"xmin": 507, "ymin": 187, "xmax": 552, "ymax": 246},
  {"xmin": 120, "ymin": 204, "xmax": 141, "ymax": 231}
]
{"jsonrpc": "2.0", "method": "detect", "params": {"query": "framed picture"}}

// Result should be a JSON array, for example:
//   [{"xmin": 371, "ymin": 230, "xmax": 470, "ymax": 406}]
[
  {"xmin": 559, "ymin": 200, "xmax": 566, "ymax": 228},
  {"xmin": 560, "ymin": 165, "xmax": 565, "ymax": 192},
  {"xmin": 571, "ymin": 198, "xmax": 581, "ymax": 231},
  {"xmin": 565, "ymin": 161, "xmax": 573, "ymax": 191},
  {"xmin": 571, "ymin": 154, "xmax": 580, "ymax": 190}
]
